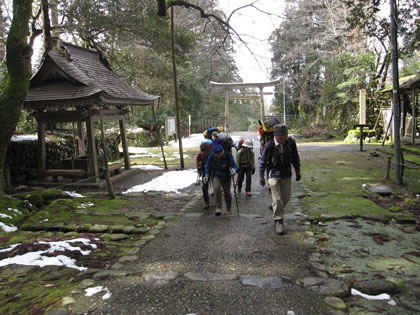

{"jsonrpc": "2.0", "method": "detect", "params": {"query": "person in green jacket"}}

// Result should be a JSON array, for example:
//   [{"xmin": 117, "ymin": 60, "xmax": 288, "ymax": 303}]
[{"xmin": 236, "ymin": 139, "xmax": 255, "ymax": 196}]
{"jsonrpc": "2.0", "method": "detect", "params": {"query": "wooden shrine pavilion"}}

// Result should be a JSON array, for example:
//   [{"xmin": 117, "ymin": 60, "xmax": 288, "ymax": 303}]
[
  {"xmin": 24, "ymin": 38, "xmax": 159, "ymax": 185},
  {"xmin": 382, "ymin": 72, "xmax": 420, "ymax": 143}
]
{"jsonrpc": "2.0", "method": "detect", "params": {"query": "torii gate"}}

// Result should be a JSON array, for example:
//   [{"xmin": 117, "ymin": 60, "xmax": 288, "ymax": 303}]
[{"xmin": 210, "ymin": 80, "xmax": 280, "ymax": 132}]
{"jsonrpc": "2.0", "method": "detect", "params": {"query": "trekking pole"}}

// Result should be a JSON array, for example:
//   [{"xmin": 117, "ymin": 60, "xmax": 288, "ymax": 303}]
[
  {"xmin": 232, "ymin": 175, "xmax": 239, "ymax": 216},
  {"xmin": 196, "ymin": 172, "xmax": 201, "ymax": 186}
]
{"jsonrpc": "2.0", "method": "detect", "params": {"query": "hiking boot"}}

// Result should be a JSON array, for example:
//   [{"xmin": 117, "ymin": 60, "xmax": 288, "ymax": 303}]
[
  {"xmin": 237, "ymin": 187, "xmax": 241, "ymax": 193},
  {"xmin": 245, "ymin": 192, "xmax": 251, "ymax": 197},
  {"xmin": 203, "ymin": 202, "xmax": 209, "ymax": 209},
  {"xmin": 225, "ymin": 208, "xmax": 232, "ymax": 214},
  {"xmin": 215, "ymin": 208, "xmax": 222, "ymax": 216},
  {"xmin": 275, "ymin": 220, "xmax": 285, "ymax": 235}
]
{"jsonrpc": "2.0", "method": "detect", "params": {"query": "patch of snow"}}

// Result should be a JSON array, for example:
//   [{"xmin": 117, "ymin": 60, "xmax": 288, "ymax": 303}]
[
  {"xmin": 388, "ymin": 299, "xmax": 396, "ymax": 306},
  {"xmin": 131, "ymin": 165, "xmax": 163, "ymax": 170},
  {"xmin": 0, "ymin": 243, "xmax": 21, "ymax": 253},
  {"xmin": 63, "ymin": 191, "xmax": 86, "ymax": 198},
  {"xmin": 0, "ymin": 222, "xmax": 18, "ymax": 232},
  {"xmin": 85, "ymin": 286, "xmax": 111, "ymax": 300},
  {"xmin": 0, "ymin": 238, "xmax": 97, "ymax": 271},
  {"xmin": 0, "ymin": 213, "xmax": 12, "ymax": 219},
  {"xmin": 122, "ymin": 169, "xmax": 197, "ymax": 194},
  {"xmin": 351, "ymin": 288, "xmax": 391, "ymax": 301},
  {"xmin": 77, "ymin": 202, "xmax": 94, "ymax": 209},
  {"xmin": 7, "ymin": 208, "xmax": 21, "ymax": 214},
  {"xmin": 11, "ymin": 135, "xmax": 50, "ymax": 142}
]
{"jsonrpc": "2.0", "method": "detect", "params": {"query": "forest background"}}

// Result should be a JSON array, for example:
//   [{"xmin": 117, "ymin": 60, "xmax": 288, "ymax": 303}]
[{"xmin": 0, "ymin": 0, "xmax": 420, "ymax": 134}]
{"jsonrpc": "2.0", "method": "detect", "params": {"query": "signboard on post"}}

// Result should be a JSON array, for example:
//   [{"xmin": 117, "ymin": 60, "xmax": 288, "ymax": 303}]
[{"xmin": 165, "ymin": 116, "xmax": 176, "ymax": 144}]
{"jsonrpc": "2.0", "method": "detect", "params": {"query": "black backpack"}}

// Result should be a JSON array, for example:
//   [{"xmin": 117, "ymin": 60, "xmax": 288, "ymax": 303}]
[{"xmin": 214, "ymin": 132, "xmax": 233, "ymax": 153}]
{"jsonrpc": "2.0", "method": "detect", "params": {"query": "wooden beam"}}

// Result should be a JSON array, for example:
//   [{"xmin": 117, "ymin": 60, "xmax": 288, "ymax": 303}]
[
  {"xmin": 210, "ymin": 80, "xmax": 280, "ymax": 89},
  {"xmin": 36, "ymin": 109, "xmax": 129, "ymax": 123}
]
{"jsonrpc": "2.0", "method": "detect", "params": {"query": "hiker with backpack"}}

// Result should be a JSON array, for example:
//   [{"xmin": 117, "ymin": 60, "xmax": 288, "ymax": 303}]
[
  {"xmin": 259, "ymin": 124, "xmax": 301, "ymax": 235},
  {"xmin": 203, "ymin": 143, "xmax": 238, "ymax": 216},
  {"xmin": 196, "ymin": 140, "xmax": 213, "ymax": 209},
  {"xmin": 236, "ymin": 139, "xmax": 255, "ymax": 196}
]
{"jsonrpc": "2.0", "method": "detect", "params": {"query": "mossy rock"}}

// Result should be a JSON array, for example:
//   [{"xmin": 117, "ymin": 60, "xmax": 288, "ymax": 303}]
[
  {"xmin": 40, "ymin": 189, "xmax": 64, "ymax": 202},
  {"xmin": 25, "ymin": 192, "xmax": 44, "ymax": 208}
]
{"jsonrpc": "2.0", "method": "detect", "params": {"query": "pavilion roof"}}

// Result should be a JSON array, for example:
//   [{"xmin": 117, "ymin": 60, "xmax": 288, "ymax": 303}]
[
  {"xmin": 24, "ymin": 41, "xmax": 159, "ymax": 110},
  {"xmin": 382, "ymin": 73, "xmax": 420, "ymax": 93}
]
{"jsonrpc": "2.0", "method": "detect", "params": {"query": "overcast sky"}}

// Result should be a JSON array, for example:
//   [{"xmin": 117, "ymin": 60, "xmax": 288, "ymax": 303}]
[{"xmin": 220, "ymin": 0, "xmax": 285, "ymax": 83}]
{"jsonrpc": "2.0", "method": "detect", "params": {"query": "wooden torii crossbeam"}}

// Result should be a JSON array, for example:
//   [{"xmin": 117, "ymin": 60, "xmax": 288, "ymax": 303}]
[{"xmin": 210, "ymin": 80, "xmax": 280, "ymax": 132}]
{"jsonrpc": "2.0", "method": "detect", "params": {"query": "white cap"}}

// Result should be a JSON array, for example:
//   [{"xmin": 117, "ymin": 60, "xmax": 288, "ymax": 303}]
[{"xmin": 242, "ymin": 139, "xmax": 253, "ymax": 148}]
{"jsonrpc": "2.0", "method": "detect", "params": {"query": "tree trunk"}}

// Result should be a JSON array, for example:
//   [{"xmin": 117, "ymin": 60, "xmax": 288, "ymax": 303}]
[
  {"xmin": 0, "ymin": 0, "xmax": 33, "ymax": 194},
  {"xmin": 41, "ymin": 0, "xmax": 52, "ymax": 51},
  {"xmin": 0, "ymin": 5, "xmax": 5, "ymax": 62}
]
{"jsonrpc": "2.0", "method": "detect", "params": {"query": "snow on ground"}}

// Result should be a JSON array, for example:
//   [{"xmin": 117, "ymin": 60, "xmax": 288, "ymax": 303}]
[
  {"xmin": 122, "ymin": 169, "xmax": 197, "ymax": 194},
  {"xmin": 131, "ymin": 165, "xmax": 163, "ymax": 170},
  {"xmin": 63, "ymin": 191, "xmax": 86, "ymax": 198},
  {"xmin": 0, "ymin": 222, "xmax": 18, "ymax": 232},
  {"xmin": 11, "ymin": 135, "xmax": 50, "ymax": 142},
  {"xmin": 0, "ymin": 238, "xmax": 97, "ymax": 271},
  {"xmin": 351, "ymin": 288, "xmax": 396, "ymax": 305},
  {"xmin": 85, "ymin": 286, "xmax": 112, "ymax": 300}
]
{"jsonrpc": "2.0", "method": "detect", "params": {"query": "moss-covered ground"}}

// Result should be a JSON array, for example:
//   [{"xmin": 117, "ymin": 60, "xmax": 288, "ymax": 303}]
[
  {"xmin": 299, "ymin": 140, "xmax": 420, "ymax": 314},
  {"xmin": 0, "ymin": 192, "xmax": 168, "ymax": 313}
]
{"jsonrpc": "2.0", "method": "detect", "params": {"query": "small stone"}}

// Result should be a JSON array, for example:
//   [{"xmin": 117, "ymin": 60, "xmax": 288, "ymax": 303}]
[
  {"xmin": 144, "ymin": 271, "xmax": 178, "ymax": 285},
  {"xmin": 80, "ymin": 279, "xmax": 95, "ymax": 288},
  {"xmin": 127, "ymin": 247, "xmax": 140, "ymax": 255},
  {"xmin": 111, "ymin": 263, "xmax": 124, "ymax": 269},
  {"xmin": 134, "ymin": 227, "xmax": 149, "ymax": 234},
  {"xmin": 365, "ymin": 184, "xmax": 392, "ymax": 195},
  {"xmin": 108, "ymin": 234, "xmax": 129, "ymax": 241},
  {"xmin": 185, "ymin": 272, "xmax": 237, "ymax": 282},
  {"xmin": 353, "ymin": 279, "xmax": 399, "ymax": 295},
  {"xmin": 118, "ymin": 255, "xmax": 138, "ymax": 263},
  {"xmin": 324, "ymin": 296, "xmax": 347, "ymax": 310},
  {"xmin": 241, "ymin": 276, "xmax": 290, "ymax": 289},
  {"xmin": 89, "ymin": 224, "xmax": 109, "ymax": 233},
  {"xmin": 298, "ymin": 277, "xmax": 349, "ymax": 297},
  {"xmin": 93, "ymin": 270, "xmax": 132, "ymax": 279},
  {"xmin": 149, "ymin": 229, "xmax": 160, "ymax": 236},
  {"xmin": 62, "ymin": 296, "xmax": 75, "ymax": 306}
]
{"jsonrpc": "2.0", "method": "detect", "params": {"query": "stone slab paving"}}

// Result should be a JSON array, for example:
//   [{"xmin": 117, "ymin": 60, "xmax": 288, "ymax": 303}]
[{"xmin": 66, "ymin": 136, "xmax": 334, "ymax": 314}]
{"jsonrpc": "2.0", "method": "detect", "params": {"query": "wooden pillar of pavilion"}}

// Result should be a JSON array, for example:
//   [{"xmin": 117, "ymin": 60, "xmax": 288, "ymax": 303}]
[
  {"xmin": 119, "ymin": 118, "xmax": 131, "ymax": 170},
  {"xmin": 85, "ymin": 116, "xmax": 99, "ymax": 182},
  {"xmin": 37, "ymin": 121, "xmax": 46, "ymax": 178},
  {"xmin": 77, "ymin": 121, "xmax": 85, "ymax": 156}
]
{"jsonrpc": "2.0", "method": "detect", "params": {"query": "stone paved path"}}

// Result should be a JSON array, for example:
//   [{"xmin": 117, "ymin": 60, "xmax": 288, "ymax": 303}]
[{"xmin": 65, "ymin": 134, "xmax": 340, "ymax": 315}]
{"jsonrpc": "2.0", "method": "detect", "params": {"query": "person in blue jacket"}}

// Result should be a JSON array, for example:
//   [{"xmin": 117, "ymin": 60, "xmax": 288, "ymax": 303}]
[{"xmin": 204, "ymin": 143, "xmax": 237, "ymax": 216}]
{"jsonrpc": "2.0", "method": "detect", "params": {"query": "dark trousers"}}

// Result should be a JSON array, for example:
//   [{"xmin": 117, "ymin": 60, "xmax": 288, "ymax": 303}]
[
  {"xmin": 202, "ymin": 179, "xmax": 209, "ymax": 203},
  {"xmin": 237, "ymin": 167, "xmax": 252, "ymax": 192}
]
